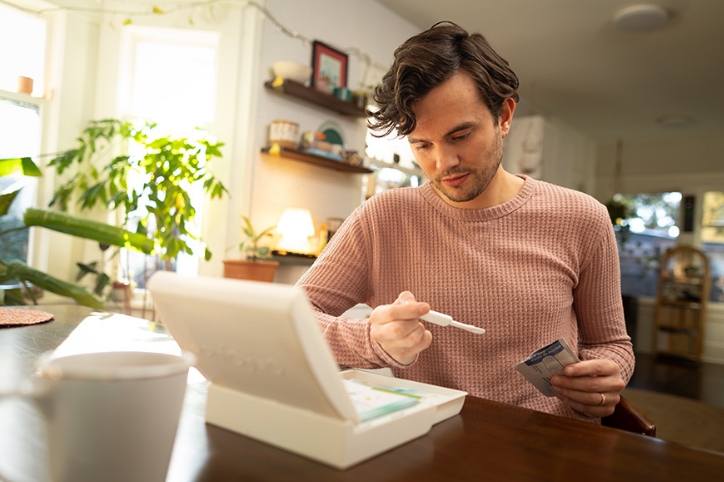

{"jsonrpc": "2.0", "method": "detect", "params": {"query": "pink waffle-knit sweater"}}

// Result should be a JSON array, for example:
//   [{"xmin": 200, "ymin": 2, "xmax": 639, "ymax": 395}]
[{"xmin": 297, "ymin": 175, "xmax": 634, "ymax": 421}]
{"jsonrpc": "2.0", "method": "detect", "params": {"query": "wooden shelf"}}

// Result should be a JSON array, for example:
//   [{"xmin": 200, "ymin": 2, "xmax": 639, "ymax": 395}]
[
  {"xmin": 269, "ymin": 253, "xmax": 316, "ymax": 267},
  {"xmin": 661, "ymin": 276, "xmax": 702, "ymax": 285},
  {"xmin": 264, "ymin": 79, "xmax": 367, "ymax": 117},
  {"xmin": 655, "ymin": 350, "xmax": 700, "ymax": 361},
  {"xmin": 653, "ymin": 246, "xmax": 711, "ymax": 362},
  {"xmin": 261, "ymin": 146, "xmax": 373, "ymax": 174},
  {"xmin": 655, "ymin": 325, "xmax": 698, "ymax": 333},
  {"xmin": 658, "ymin": 300, "xmax": 702, "ymax": 309}
]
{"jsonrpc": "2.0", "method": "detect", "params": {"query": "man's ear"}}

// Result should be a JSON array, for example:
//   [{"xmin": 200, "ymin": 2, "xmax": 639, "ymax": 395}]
[{"xmin": 499, "ymin": 98, "xmax": 516, "ymax": 138}]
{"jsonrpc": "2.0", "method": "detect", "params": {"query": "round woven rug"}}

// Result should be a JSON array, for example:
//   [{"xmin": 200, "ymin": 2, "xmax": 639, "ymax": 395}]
[
  {"xmin": 0, "ymin": 307, "xmax": 54, "ymax": 327},
  {"xmin": 622, "ymin": 387, "xmax": 724, "ymax": 454}
]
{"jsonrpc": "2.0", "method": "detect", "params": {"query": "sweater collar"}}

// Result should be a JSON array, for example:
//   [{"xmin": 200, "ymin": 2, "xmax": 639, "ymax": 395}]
[{"xmin": 419, "ymin": 174, "xmax": 537, "ymax": 222}]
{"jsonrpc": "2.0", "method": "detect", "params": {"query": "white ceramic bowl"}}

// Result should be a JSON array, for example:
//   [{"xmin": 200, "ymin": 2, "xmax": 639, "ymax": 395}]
[{"xmin": 272, "ymin": 60, "xmax": 312, "ymax": 84}]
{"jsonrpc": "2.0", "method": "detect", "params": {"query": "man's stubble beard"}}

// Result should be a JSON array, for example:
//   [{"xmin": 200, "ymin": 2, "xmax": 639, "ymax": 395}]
[{"xmin": 432, "ymin": 132, "xmax": 504, "ymax": 204}]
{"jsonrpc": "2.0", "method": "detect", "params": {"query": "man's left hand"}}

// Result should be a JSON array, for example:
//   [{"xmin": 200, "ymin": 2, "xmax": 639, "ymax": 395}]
[{"xmin": 550, "ymin": 359, "xmax": 625, "ymax": 417}]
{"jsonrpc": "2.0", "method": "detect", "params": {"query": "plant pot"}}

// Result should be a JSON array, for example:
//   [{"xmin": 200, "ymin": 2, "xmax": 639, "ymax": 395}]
[
  {"xmin": 110, "ymin": 281, "xmax": 131, "ymax": 302},
  {"xmin": 17, "ymin": 76, "xmax": 34, "ymax": 95},
  {"xmin": 223, "ymin": 259, "xmax": 279, "ymax": 283}
]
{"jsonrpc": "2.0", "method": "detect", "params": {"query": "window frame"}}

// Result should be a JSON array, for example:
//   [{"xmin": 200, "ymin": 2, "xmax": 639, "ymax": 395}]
[{"xmin": 1, "ymin": 88, "xmax": 49, "ymax": 265}]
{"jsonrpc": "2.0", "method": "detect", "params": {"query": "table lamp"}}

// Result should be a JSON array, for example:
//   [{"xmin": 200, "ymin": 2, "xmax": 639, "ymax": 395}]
[{"xmin": 276, "ymin": 208, "xmax": 315, "ymax": 254}]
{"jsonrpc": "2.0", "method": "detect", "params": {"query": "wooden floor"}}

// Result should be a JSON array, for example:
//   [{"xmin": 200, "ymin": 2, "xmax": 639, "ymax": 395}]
[{"xmin": 628, "ymin": 352, "xmax": 724, "ymax": 410}]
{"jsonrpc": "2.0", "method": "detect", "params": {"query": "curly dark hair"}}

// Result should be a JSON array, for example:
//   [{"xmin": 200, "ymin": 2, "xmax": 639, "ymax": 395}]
[{"xmin": 369, "ymin": 21, "xmax": 519, "ymax": 138}]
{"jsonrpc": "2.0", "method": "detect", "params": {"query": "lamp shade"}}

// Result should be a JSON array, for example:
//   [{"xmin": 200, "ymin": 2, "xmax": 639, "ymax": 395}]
[{"xmin": 276, "ymin": 208, "xmax": 315, "ymax": 254}]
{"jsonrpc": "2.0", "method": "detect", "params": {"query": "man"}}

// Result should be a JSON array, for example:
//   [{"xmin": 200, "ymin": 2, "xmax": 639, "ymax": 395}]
[{"xmin": 296, "ymin": 22, "xmax": 633, "ymax": 422}]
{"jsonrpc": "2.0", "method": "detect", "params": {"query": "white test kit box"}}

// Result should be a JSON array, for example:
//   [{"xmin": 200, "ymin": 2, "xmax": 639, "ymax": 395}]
[{"xmin": 148, "ymin": 272, "xmax": 466, "ymax": 469}]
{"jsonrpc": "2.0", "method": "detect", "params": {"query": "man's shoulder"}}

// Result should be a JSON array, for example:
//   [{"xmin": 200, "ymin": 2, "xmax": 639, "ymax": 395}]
[
  {"xmin": 350, "ymin": 186, "xmax": 436, "ymax": 231},
  {"xmin": 362, "ymin": 185, "xmax": 427, "ymax": 210},
  {"xmin": 532, "ymin": 179, "xmax": 604, "ymax": 212},
  {"xmin": 526, "ymin": 179, "xmax": 611, "ymax": 231}
]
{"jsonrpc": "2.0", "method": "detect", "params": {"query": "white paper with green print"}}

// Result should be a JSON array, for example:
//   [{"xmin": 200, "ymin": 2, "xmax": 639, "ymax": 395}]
[{"xmin": 343, "ymin": 378, "xmax": 421, "ymax": 421}]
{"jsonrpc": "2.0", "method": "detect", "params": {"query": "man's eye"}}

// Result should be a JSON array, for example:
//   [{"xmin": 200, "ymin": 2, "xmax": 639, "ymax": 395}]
[
  {"xmin": 414, "ymin": 143, "xmax": 431, "ymax": 151},
  {"xmin": 452, "ymin": 132, "xmax": 470, "ymax": 142}
]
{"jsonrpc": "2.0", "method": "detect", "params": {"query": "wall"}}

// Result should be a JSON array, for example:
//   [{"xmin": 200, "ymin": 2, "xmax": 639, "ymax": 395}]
[
  {"xmin": 246, "ymin": 0, "xmax": 420, "ymax": 253},
  {"xmin": 503, "ymin": 113, "xmax": 596, "ymax": 194},
  {"xmin": 30, "ymin": 9, "xmax": 101, "ymax": 283}
]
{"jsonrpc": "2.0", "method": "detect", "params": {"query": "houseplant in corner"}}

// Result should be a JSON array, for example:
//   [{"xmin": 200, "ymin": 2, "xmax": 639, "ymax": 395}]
[
  {"xmin": 223, "ymin": 216, "xmax": 279, "ymax": 282},
  {"xmin": 47, "ymin": 118, "xmax": 228, "ymax": 293}
]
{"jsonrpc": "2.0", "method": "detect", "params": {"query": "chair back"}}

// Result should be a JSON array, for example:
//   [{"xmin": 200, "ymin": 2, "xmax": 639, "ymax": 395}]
[{"xmin": 601, "ymin": 395, "xmax": 656, "ymax": 437}]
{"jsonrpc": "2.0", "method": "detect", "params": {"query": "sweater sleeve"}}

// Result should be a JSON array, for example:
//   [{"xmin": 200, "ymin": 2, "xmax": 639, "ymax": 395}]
[
  {"xmin": 573, "ymin": 204, "xmax": 635, "ymax": 383},
  {"xmin": 296, "ymin": 207, "xmax": 409, "ymax": 370}
]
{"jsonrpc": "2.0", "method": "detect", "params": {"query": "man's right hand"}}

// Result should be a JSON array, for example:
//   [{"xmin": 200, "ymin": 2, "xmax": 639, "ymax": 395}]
[{"xmin": 369, "ymin": 291, "xmax": 433, "ymax": 365}]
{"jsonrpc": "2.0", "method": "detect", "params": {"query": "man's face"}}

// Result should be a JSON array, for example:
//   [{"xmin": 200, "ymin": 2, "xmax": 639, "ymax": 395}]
[{"xmin": 408, "ymin": 71, "xmax": 514, "ymax": 209}]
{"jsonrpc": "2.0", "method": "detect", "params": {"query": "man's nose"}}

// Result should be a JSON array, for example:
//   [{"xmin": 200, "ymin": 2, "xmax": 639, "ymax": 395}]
[{"xmin": 434, "ymin": 145, "xmax": 459, "ymax": 171}]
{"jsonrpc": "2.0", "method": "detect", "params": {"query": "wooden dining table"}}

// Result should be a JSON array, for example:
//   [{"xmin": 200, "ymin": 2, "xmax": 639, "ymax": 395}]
[{"xmin": 1, "ymin": 304, "xmax": 723, "ymax": 481}]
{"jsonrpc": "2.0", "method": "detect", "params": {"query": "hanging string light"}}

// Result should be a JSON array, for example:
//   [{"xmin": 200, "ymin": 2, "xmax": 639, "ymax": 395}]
[{"xmin": 0, "ymin": 0, "xmax": 387, "ymax": 88}]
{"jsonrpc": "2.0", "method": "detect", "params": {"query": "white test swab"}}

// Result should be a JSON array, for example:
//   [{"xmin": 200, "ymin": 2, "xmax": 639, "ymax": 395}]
[{"xmin": 419, "ymin": 310, "xmax": 486, "ymax": 335}]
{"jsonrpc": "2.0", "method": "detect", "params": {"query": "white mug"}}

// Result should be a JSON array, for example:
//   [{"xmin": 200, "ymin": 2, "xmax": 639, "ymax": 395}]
[{"xmin": 3, "ymin": 350, "xmax": 195, "ymax": 482}]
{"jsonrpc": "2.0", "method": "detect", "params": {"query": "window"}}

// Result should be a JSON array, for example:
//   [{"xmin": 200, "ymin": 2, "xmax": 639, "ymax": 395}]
[
  {"xmin": 701, "ymin": 191, "xmax": 724, "ymax": 243},
  {"xmin": 618, "ymin": 229, "xmax": 677, "ymax": 298},
  {"xmin": 118, "ymin": 26, "xmax": 219, "ymax": 289},
  {"xmin": 615, "ymin": 192, "xmax": 681, "ymax": 298},
  {"xmin": 0, "ymin": 4, "xmax": 46, "ymax": 285},
  {"xmin": 0, "ymin": 3, "xmax": 46, "ymax": 96},
  {"xmin": 124, "ymin": 30, "xmax": 217, "ymax": 131},
  {"xmin": 0, "ymin": 98, "xmax": 41, "ymax": 268},
  {"xmin": 614, "ymin": 192, "xmax": 682, "ymax": 237},
  {"xmin": 701, "ymin": 191, "xmax": 724, "ymax": 303}
]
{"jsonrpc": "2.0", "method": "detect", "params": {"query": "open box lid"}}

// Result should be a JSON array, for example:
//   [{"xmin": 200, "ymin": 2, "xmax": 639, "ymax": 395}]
[{"xmin": 147, "ymin": 271, "xmax": 360, "ymax": 424}]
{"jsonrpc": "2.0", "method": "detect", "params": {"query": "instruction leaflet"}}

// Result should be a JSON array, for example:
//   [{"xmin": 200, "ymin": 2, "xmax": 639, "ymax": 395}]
[{"xmin": 515, "ymin": 338, "xmax": 580, "ymax": 397}]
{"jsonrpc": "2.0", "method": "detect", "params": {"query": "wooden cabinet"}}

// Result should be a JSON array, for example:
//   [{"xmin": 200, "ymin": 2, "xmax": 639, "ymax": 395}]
[{"xmin": 652, "ymin": 246, "xmax": 711, "ymax": 362}]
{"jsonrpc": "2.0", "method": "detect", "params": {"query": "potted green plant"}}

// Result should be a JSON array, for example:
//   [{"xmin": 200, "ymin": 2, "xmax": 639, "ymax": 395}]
[
  {"xmin": 222, "ymin": 216, "xmax": 279, "ymax": 282},
  {"xmin": 44, "ymin": 118, "xmax": 227, "ymax": 295}
]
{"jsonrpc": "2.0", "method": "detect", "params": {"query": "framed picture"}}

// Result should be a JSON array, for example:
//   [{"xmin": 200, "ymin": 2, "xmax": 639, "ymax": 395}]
[{"xmin": 311, "ymin": 40, "xmax": 348, "ymax": 92}]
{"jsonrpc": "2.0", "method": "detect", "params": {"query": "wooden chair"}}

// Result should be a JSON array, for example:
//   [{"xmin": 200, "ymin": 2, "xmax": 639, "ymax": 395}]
[{"xmin": 601, "ymin": 395, "xmax": 656, "ymax": 437}]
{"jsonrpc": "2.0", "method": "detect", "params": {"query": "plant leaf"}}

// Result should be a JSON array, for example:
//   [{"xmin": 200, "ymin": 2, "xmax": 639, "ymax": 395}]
[
  {"xmin": 20, "ymin": 157, "xmax": 42, "ymax": 177},
  {"xmin": 5, "ymin": 260, "xmax": 105, "ymax": 309},
  {"xmin": 0, "ymin": 157, "xmax": 42, "ymax": 177},
  {"xmin": 0, "ymin": 181, "xmax": 24, "ymax": 216},
  {"xmin": 1, "ymin": 288, "xmax": 26, "ymax": 306},
  {"xmin": 93, "ymin": 272, "xmax": 111, "ymax": 296},
  {"xmin": 75, "ymin": 261, "xmax": 99, "ymax": 281},
  {"xmin": 23, "ymin": 208, "xmax": 154, "ymax": 254}
]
